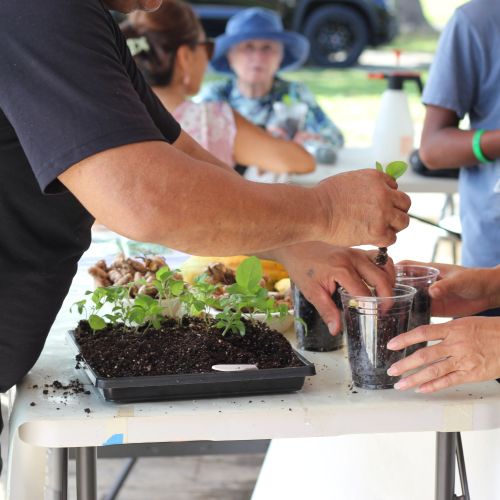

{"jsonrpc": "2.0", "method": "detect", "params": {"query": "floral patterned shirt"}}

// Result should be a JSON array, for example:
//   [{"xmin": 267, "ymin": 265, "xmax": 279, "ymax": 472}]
[
  {"xmin": 199, "ymin": 77, "xmax": 344, "ymax": 159},
  {"xmin": 173, "ymin": 101, "xmax": 236, "ymax": 167}
]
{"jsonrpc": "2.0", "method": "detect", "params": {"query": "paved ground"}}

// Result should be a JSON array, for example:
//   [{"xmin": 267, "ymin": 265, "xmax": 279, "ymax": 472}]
[{"xmin": 67, "ymin": 455, "xmax": 265, "ymax": 500}]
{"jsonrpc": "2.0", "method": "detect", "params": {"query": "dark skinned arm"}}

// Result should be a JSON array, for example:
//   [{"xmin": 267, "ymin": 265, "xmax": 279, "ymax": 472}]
[{"xmin": 420, "ymin": 105, "xmax": 500, "ymax": 169}]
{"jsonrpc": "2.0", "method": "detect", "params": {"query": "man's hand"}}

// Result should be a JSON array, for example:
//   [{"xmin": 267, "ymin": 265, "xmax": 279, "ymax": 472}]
[
  {"xmin": 314, "ymin": 169, "xmax": 411, "ymax": 248},
  {"xmin": 399, "ymin": 261, "xmax": 500, "ymax": 317},
  {"xmin": 271, "ymin": 242, "xmax": 396, "ymax": 335},
  {"xmin": 386, "ymin": 317, "xmax": 500, "ymax": 393}
]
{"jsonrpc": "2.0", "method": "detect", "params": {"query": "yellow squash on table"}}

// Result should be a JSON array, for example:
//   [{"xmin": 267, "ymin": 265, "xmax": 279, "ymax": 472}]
[{"xmin": 180, "ymin": 255, "xmax": 288, "ymax": 290}]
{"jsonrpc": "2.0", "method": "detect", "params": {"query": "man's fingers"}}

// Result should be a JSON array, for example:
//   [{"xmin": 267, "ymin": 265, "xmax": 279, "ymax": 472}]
[
  {"xmin": 377, "ymin": 230, "xmax": 397, "ymax": 248},
  {"xmin": 305, "ymin": 286, "xmax": 342, "ymax": 335},
  {"xmin": 354, "ymin": 253, "xmax": 395, "ymax": 298},
  {"xmin": 392, "ymin": 190, "xmax": 412, "ymax": 212},
  {"xmin": 334, "ymin": 266, "xmax": 373, "ymax": 297},
  {"xmin": 390, "ymin": 209, "xmax": 410, "ymax": 232},
  {"xmin": 393, "ymin": 358, "xmax": 458, "ymax": 391},
  {"xmin": 381, "ymin": 172, "xmax": 398, "ymax": 189}
]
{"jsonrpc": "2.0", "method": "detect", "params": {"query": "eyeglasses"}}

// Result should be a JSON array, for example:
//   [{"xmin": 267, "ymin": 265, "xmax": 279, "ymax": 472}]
[{"xmin": 193, "ymin": 39, "xmax": 215, "ymax": 60}]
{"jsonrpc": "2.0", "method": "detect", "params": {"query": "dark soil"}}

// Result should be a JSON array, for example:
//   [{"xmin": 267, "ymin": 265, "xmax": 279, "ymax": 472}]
[
  {"xmin": 405, "ymin": 287, "xmax": 431, "ymax": 355},
  {"xmin": 375, "ymin": 247, "xmax": 388, "ymax": 266},
  {"xmin": 293, "ymin": 286, "xmax": 343, "ymax": 352},
  {"xmin": 74, "ymin": 317, "xmax": 302, "ymax": 379},
  {"xmin": 344, "ymin": 304, "xmax": 410, "ymax": 389}
]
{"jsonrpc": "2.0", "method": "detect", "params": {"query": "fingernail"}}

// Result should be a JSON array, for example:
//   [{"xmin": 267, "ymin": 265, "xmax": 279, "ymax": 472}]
[
  {"xmin": 387, "ymin": 339, "xmax": 400, "ymax": 350},
  {"xmin": 416, "ymin": 386, "xmax": 430, "ymax": 394},
  {"xmin": 394, "ymin": 380, "xmax": 407, "ymax": 390},
  {"xmin": 387, "ymin": 366, "xmax": 397, "ymax": 376},
  {"xmin": 327, "ymin": 322, "xmax": 337, "ymax": 335}
]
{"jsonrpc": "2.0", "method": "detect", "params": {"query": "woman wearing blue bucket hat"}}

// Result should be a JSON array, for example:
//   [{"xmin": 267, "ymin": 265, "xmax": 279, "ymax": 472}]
[{"xmin": 200, "ymin": 8, "xmax": 344, "ymax": 165}]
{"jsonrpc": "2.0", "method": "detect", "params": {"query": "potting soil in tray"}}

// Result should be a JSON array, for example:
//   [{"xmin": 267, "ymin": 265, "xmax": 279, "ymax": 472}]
[{"xmin": 69, "ymin": 317, "xmax": 315, "ymax": 402}]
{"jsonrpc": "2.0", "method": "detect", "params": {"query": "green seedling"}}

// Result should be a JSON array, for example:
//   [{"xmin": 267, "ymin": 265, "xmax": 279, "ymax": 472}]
[
  {"xmin": 214, "ymin": 256, "xmax": 288, "ymax": 336},
  {"xmin": 72, "ymin": 259, "xmax": 286, "ymax": 337}
]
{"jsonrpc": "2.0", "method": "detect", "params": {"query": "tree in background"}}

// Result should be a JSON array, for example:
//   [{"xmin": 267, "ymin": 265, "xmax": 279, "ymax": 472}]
[{"xmin": 396, "ymin": 0, "xmax": 436, "ymax": 34}]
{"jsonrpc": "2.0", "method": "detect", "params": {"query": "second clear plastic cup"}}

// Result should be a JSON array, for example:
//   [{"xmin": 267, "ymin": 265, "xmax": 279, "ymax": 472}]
[
  {"xmin": 340, "ymin": 284, "xmax": 416, "ymax": 390},
  {"xmin": 292, "ymin": 284, "xmax": 343, "ymax": 352},
  {"xmin": 271, "ymin": 102, "xmax": 308, "ymax": 139},
  {"xmin": 395, "ymin": 264, "xmax": 439, "ymax": 355}
]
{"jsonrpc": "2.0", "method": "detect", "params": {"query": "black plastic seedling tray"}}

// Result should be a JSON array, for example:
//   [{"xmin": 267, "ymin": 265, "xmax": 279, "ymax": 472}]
[{"xmin": 67, "ymin": 331, "xmax": 316, "ymax": 403}]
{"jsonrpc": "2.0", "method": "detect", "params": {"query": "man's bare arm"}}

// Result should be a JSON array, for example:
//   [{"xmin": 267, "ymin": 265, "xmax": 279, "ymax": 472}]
[
  {"xmin": 58, "ymin": 140, "xmax": 323, "ymax": 255},
  {"xmin": 173, "ymin": 130, "xmax": 236, "ymax": 173},
  {"xmin": 59, "ymin": 139, "xmax": 410, "ymax": 254}
]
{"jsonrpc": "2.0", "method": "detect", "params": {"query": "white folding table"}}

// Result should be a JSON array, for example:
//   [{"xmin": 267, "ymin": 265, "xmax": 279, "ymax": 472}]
[{"xmin": 7, "ymin": 288, "xmax": 499, "ymax": 499}]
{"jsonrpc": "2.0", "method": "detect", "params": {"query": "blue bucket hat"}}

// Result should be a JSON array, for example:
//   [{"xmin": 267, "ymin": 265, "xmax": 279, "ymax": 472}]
[{"xmin": 210, "ymin": 8, "xmax": 310, "ymax": 74}]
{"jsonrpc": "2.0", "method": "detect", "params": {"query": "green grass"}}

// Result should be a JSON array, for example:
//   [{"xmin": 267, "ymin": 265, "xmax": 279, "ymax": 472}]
[{"xmin": 384, "ymin": 33, "xmax": 439, "ymax": 54}]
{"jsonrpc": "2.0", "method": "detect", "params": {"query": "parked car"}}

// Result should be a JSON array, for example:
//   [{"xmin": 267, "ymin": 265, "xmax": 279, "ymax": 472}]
[{"xmin": 189, "ymin": 0, "xmax": 398, "ymax": 68}]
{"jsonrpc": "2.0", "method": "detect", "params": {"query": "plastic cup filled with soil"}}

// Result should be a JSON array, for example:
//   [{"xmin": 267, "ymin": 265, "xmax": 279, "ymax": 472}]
[
  {"xmin": 271, "ymin": 102, "xmax": 308, "ymax": 139},
  {"xmin": 395, "ymin": 265, "xmax": 439, "ymax": 356},
  {"xmin": 340, "ymin": 284, "xmax": 416, "ymax": 390},
  {"xmin": 293, "ymin": 284, "xmax": 343, "ymax": 352}
]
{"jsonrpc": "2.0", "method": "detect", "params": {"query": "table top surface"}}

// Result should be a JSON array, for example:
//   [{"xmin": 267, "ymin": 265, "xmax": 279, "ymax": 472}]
[
  {"xmin": 10, "ymin": 254, "xmax": 499, "ymax": 450},
  {"xmin": 290, "ymin": 147, "xmax": 459, "ymax": 194}
]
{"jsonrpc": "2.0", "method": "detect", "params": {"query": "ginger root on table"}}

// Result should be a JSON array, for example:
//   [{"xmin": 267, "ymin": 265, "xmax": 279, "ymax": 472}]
[{"xmin": 88, "ymin": 254, "xmax": 174, "ymax": 297}]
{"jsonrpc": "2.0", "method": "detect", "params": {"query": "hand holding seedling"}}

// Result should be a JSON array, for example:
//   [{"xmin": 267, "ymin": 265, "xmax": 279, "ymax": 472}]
[
  {"xmin": 374, "ymin": 161, "xmax": 409, "ymax": 265},
  {"xmin": 314, "ymin": 167, "xmax": 410, "ymax": 248}
]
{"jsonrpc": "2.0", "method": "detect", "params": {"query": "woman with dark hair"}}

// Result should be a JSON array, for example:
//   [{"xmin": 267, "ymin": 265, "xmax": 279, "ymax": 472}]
[{"xmin": 121, "ymin": 0, "xmax": 315, "ymax": 174}]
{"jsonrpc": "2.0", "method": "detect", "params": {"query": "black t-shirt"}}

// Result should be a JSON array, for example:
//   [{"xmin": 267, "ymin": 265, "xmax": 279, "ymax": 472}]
[{"xmin": 0, "ymin": 0, "xmax": 181, "ymax": 391}]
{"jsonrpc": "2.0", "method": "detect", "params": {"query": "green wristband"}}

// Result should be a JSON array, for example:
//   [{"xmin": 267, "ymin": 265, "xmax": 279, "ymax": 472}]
[{"xmin": 472, "ymin": 129, "xmax": 493, "ymax": 163}]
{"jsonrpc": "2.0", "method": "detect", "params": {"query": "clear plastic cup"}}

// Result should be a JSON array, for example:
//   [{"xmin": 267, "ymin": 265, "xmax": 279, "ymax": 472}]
[
  {"xmin": 271, "ymin": 102, "xmax": 308, "ymax": 139},
  {"xmin": 293, "ymin": 285, "xmax": 343, "ymax": 352},
  {"xmin": 340, "ymin": 284, "xmax": 416, "ymax": 390},
  {"xmin": 395, "ymin": 265, "xmax": 439, "ymax": 355}
]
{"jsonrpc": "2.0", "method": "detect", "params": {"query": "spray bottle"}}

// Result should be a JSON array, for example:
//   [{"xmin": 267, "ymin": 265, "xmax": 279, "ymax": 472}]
[{"xmin": 370, "ymin": 72, "xmax": 423, "ymax": 165}]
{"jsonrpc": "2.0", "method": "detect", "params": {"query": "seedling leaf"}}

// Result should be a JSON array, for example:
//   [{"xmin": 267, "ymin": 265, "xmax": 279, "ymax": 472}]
[
  {"xmin": 385, "ymin": 161, "xmax": 408, "ymax": 180},
  {"xmin": 235, "ymin": 256, "xmax": 263, "ymax": 293},
  {"xmin": 89, "ymin": 314, "xmax": 106, "ymax": 331}
]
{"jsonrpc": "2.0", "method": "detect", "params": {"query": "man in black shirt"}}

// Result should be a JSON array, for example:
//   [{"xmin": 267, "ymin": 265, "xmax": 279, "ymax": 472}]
[{"xmin": 0, "ymin": 0, "xmax": 410, "ymax": 473}]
